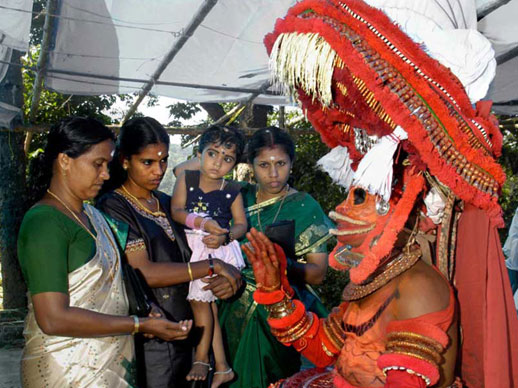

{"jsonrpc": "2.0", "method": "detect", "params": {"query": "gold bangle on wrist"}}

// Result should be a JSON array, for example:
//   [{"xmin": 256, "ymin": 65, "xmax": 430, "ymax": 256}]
[
  {"xmin": 187, "ymin": 262, "xmax": 194, "ymax": 281},
  {"xmin": 131, "ymin": 315, "xmax": 139, "ymax": 335}
]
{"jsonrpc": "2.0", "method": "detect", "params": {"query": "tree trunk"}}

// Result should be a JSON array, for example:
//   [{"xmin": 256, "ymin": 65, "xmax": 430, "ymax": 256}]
[
  {"xmin": 0, "ymin": 50, "xmax": 27, "ymax": 309},
  {"xmin": 200, "ymin": 102, "xmax": 226, "ymax": 122}
]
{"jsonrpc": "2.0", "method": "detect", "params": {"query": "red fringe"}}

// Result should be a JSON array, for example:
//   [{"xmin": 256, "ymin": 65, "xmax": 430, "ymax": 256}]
[{"xmin": 264, "ymin": 0, "xmax": 505, "ymax": 225}]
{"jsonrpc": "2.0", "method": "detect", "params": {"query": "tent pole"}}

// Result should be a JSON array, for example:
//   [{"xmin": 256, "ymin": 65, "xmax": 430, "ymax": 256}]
[
  {"xmin": 477, "ymin": 0, "xmax": 511, "ymax": 20},
  {"xmin": 122, "ymin": 0, "xmax": 218, "ymax": 123},
  {"xmin": 24, "ymin": 0, "xmax": 58, "ymax": 153}
]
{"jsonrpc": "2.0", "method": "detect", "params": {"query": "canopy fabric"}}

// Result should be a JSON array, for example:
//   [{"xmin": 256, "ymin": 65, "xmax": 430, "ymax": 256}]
[
  {"xmin": 44, "ymin": 0, "xmax": 295, "ymax": 105},
  {"xmin": 478, "ymin": 0, "xmax": 518, "ymax": 114},
  {"xmin": 0, "ymin": 0, "xmax": 517, "ymax": 112}
]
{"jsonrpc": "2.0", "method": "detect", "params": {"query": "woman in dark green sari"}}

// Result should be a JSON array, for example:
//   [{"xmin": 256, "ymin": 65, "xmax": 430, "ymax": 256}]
[{"xmin": 175, "ymin": 127, "xmax": 333, "ymax": 388}]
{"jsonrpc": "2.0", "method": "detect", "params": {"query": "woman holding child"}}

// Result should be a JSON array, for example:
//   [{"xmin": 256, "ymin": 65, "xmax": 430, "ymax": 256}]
[
  {"xmin": 176, "ymin": 127, "xmax": 334, "ymax": 388},
  {"xmin": 97, "ymin": 117, "xmax": 242, "ymax": 388}
]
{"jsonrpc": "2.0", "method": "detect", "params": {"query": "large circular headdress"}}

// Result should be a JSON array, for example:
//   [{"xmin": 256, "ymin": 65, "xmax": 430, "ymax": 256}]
[{"xmin": 265, "ymin": 0, "xmax": 505, "ymax": 283}]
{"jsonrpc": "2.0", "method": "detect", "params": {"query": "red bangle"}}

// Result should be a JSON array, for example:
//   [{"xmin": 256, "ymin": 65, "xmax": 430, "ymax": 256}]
[{"xmin": 207, "ymin": 257, "xmax": 215, "ymax": 276}]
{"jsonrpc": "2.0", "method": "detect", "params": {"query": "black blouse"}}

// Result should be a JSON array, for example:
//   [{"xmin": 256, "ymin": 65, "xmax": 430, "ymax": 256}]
[{"xmin": 97, "ymin": 190, "xmax": 193, "ymax": 322}]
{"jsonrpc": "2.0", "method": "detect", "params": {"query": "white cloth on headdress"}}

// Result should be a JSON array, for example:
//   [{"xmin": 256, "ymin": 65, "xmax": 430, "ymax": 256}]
[
  {"xmin": 424, "ymin": 187, "xmax": 446, "ymax": 224},
  {"xmin": 363, "ymin": 0, "xmax": 495, "ymax": 103},
  {"xmin": 352, "ymin": 126, "xmax": 408, "ymax": 202},
  {"xmin": 317, "ymin": 145, "xmax": 354, "ymax": 189}
]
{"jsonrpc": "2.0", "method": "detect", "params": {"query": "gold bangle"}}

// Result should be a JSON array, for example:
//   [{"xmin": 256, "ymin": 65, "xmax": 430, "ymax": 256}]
[
  {"xmin": 187, "ymin": 262, "xmax": 194, "ymax": 281},
  {"xmin": 131, "ymin": 315, "xmax": 139, "ymax": 335}
]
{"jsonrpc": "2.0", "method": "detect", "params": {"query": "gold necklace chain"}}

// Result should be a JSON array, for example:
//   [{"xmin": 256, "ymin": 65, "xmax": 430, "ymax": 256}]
[
  {"xmin": 46, "ymin": 189, "xmax": 96, "ymax": 240},
  {"xmin": 121, "ymin": 184, "xmax": 161, "ymax": 214},
  {"xmin": 342, "ymin": 248, "xmax": 421, "ymax": 301},
  {"xmin": 256, "ymin": 184, "xmax": 289, "ymax": 232}
]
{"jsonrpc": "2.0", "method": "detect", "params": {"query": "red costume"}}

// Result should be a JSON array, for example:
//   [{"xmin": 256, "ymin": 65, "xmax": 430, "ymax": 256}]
[{"xmin": 244, "ymin": 0, "xmax": 518, "ymax": 387}]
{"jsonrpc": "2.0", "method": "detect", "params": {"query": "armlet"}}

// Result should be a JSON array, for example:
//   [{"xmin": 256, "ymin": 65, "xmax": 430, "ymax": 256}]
[{"xmin": 378, "ymin": 320, "xmax": 449, "ymax": 386}]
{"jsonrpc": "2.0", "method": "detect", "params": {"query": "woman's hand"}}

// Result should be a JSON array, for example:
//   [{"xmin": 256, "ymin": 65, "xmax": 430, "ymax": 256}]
[
  {"xmin": 203, "ymin": 220, "xmax": 228, "ymax": 236},
  {"xmin": 140, "ymin": 317, "xmax": 192, "ymax": 341},
  {"xmin": 202, "ymin": 233, "xmax": 226, "ymax": 249},
  {"xmin": 242, "ymin": 228, "xmax": 282, "ymax": 292},
  {"xmin": 202, "ymin": 259, "xmax": 243, "ymax": 298}
]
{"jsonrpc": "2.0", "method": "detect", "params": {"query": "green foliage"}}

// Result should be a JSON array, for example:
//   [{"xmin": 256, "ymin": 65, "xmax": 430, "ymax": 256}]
[
  {"xmin": 167, "ymin": 102, "xmax": 201, "ymax": 126},
  {"xmin": 499, "ymin": 125, "xmax": 518, "ymax": 240}
]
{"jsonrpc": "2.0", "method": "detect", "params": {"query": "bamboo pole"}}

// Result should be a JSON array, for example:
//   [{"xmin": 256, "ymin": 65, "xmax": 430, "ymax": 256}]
[
  {"xmin": 24, "ymin": 0, "xmax": 58, "ymax": 153},
  {"xmin": 122, "ymin": 0, "xmax": 219, "ymax": 123}
]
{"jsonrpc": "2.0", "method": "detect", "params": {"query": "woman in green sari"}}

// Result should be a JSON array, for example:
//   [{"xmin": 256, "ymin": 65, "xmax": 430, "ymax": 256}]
[
  {"xmin": 18, "ymin": 117, "xmax": 192, "ymax": 388},
  {"xmin": 175, "ymin": 127, "xmax": 333, "ymax": 388}
]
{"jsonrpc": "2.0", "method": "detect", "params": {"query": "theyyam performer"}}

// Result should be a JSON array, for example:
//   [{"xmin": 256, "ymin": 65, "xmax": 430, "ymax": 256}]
[{"xmin": 244, "ymin": 0, "xmax": 518, "ymax": 387}]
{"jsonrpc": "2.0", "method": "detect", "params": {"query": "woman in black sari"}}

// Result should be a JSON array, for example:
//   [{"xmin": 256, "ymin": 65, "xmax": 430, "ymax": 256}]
[{"xmin": 97, "ymin": 117, "xmax": 242, "ymax": 388}]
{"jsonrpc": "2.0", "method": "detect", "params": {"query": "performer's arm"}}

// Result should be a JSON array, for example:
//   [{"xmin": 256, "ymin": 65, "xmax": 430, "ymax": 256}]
[{"xmin": 244, "ymin": 228, "xmax": 343, "ymax": 367}]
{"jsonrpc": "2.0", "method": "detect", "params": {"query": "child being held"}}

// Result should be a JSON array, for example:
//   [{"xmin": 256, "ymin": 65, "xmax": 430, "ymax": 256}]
[{"xmin": 171, "ymin": 125, "xmax": 246, "ymax": 388}]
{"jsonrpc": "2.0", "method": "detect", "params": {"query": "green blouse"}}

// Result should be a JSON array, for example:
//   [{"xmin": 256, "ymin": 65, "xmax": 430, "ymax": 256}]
[{"xmin": 18, "ymin": 205, "xmax": 97, "ymax": 295}]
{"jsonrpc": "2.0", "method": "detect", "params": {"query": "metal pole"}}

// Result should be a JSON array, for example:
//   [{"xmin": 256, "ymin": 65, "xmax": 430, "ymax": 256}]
[{"xmin": 122, "ymin": 0, "xmax": 218, "ymax": 123}]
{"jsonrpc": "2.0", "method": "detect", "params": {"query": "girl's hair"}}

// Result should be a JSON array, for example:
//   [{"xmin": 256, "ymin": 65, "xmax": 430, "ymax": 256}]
[
  {"xmin": 246, "ymin": 126, "xmax": 295, "ymax": 163},
  {"xmin": 30, "ymin": 116, "xmax": 115, "ymax": 202},
  {"xmin": 198, "ymin": 125, "xmax": 245, "ymax": 163}
]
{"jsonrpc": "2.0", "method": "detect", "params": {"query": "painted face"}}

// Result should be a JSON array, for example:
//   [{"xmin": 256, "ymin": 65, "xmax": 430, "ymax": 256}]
[
  {"xmin": 329, "ymin": 186, "xmax": 393, "ymax": 270},
  {"xmin": 198, "ymin": 142, "xmax": 237, "ymax": 180},
  {"xmin": 62, "ymin": 139, "xmax": 114, "ymax": 200},
  {"xmin": 124, "ymin": 142, "xmax": 169, "ymax": 191},
  {"xmin": 252, "ymin": 145, "xmax": 292, "ymax": 195}
]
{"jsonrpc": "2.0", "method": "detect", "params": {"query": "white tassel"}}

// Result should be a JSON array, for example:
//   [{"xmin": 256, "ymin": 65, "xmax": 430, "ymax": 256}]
[
  {"xmin": 317, "ymin": 146, "xmax": 354, "ymax": 189},
  {"xmin": 352, "ymin": 126, "xmax": 408, "ymax": 201}
]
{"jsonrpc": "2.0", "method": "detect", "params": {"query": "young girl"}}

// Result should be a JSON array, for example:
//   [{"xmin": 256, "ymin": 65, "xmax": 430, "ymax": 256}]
[{"xmin": 171, "ymin": 125, "xmax": 247, "ymax": 388}]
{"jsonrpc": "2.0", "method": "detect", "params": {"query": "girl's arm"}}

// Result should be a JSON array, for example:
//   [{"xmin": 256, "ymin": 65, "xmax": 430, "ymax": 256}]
[
  {"xmin": 201, "ymin": 192, "xmax": 247, "ymax": 249},
  {"xmin": 229, "ymin": 193, "xmax": 247, "ymax": 239},
  {"xmin": 171, "ymin": 171, "xmax": 227, "ymax": 235}
]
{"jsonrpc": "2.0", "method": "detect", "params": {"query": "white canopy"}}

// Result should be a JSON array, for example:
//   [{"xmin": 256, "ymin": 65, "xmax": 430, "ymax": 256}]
[{"xmin": 0, "ymin": 0, "xmax": 517, "ymax": 114}]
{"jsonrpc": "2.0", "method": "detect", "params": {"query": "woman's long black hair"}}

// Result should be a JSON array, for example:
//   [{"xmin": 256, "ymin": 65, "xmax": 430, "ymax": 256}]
[
  {"xmin": 101, "ymin": 116, "xmax": 170, "ymax": 193},
  {"xmin": 29, "ymin": 116, "xmax": 115, "ymax": 204}
]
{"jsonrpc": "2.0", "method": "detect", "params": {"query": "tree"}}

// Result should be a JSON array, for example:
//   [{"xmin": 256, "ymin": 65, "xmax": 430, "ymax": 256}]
[{"xmin": 0, "ymin": 50, "xmax": 28, "ymax": 309}]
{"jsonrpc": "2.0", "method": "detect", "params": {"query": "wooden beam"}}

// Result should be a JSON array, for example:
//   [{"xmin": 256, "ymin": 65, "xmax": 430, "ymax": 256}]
[{"xmin": 13, "ymin": 123, "xmax": 315, "ymax": 136}]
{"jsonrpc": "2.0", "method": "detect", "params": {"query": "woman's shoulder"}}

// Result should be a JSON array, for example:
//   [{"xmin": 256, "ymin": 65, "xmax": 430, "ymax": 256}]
[
  {"xmin": 20, "ymin": 205, "xmax": 72, "ymax": 238},
  {"xmin": 290, "ymin": 191, "xmax": 327, "ymax": 213}
]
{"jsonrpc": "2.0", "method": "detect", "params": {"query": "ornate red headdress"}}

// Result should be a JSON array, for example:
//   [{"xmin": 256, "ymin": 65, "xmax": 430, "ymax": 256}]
[{"xmin": 264, "ymin": 0, "xmax": 505, "ymax": 284}]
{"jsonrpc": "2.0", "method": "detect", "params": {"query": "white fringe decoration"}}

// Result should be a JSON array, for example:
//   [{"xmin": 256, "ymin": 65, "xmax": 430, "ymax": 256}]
[
  {"xmin": 269, "ymin": 32, "xmax": 337, "ymax": 107},
  {"xmin": 317, "ymin": 146, "xmax": 354, "ymax": 189},
  {"xmin": 424, "ymin": 187, "xmax": 446, "ymax": 224},
  {"xmin": 352, "ymin": 126, "xmax": 408, "ymax": 201}
]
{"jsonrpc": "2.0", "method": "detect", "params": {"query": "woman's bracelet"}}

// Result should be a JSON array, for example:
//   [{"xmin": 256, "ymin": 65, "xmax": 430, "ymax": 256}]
[
  {"xmin": 187, "ymin": 262, "xmax": 194, "ymax": 281},
  {"xmin": 131, "ymin": 315, "xmax": 140, "ymax": 335}
]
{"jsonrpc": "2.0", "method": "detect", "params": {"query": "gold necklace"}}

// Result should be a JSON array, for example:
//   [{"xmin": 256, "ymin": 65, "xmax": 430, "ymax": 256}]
[
  {"xmin": 342, "ymin": 248, "xmax": 421, "ymax": 301},
  {"xmin": 121, "ymin": 184, "xmax": 161, "ymax": 214},
  {"xmin": 256, "ymin": 184, "xmax": 290, "ymax": 232},
  {"xmin": 46, "ymin": 189, "xmax": 96, "ymax": 240}
]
